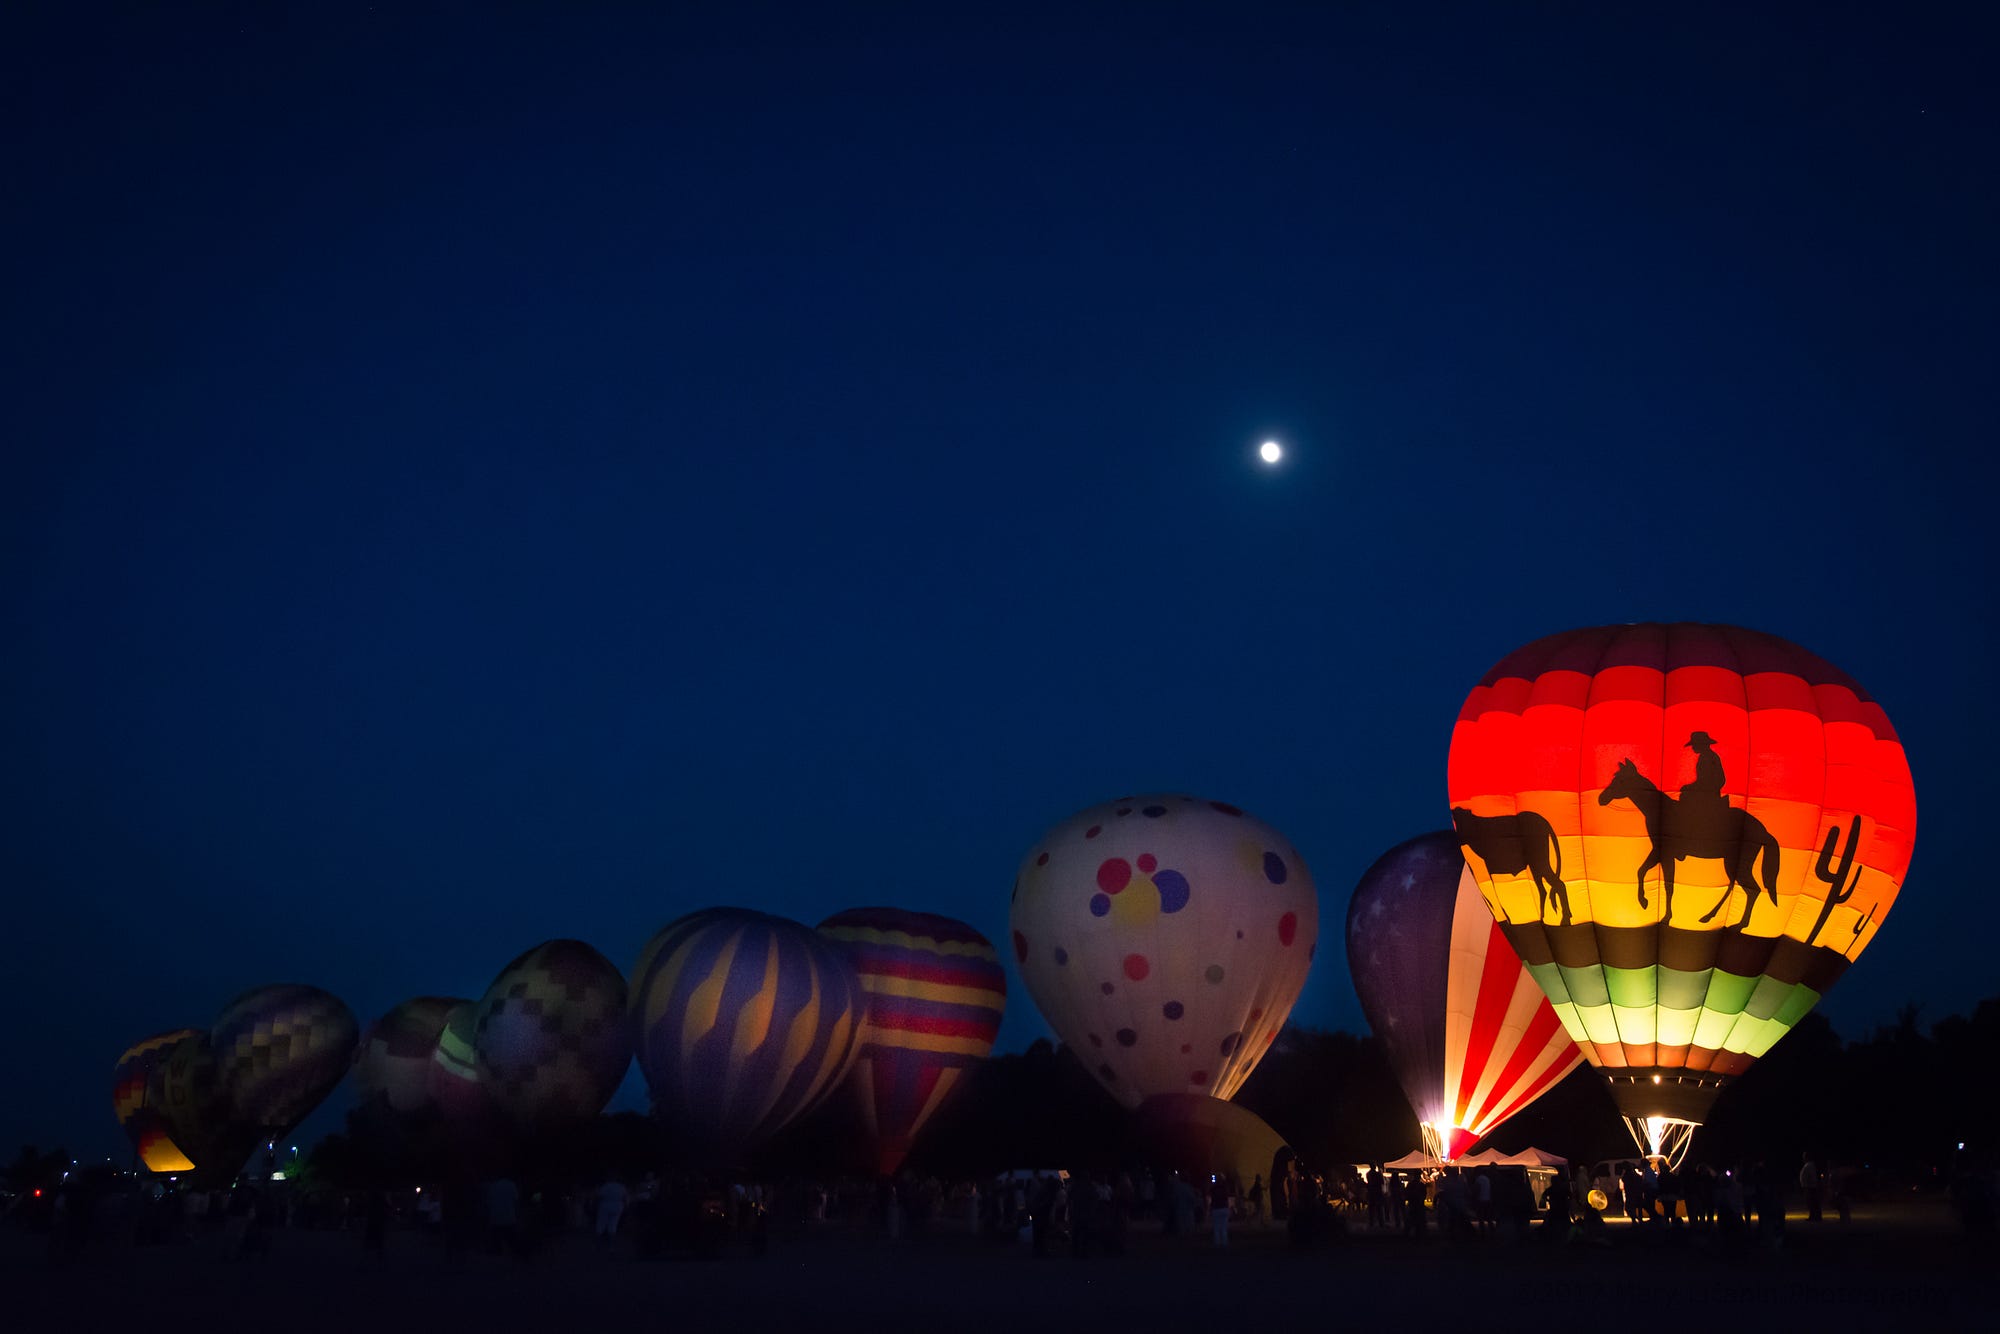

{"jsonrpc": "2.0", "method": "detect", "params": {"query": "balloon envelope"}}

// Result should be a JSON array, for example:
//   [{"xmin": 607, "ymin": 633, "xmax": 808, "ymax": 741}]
[
  {"xmin": 631, "ymin": 908, "xmax": 865, "ymax": 1158},
  {"xmin": 1132, "ymin": 1093, "xmax": 1289, "ymax": 1195},
  {"xmin": 817, "ymin": 907, "xmax": 1007, "ymax": 1176},
  {"xmin": 1447, "ymin": 623, "xmax": 1916, "ymax": 1133},
  {"xmin": 114, "ymin": 1029, "xmax": 201, "ymax": 1173},
  {"xmin": 473, "ymin": 939, "xmax": 630, "ymax": 1131},
  {"xmin": 1346, "ymin": 832, "xmax": 1582, "ymax": 1161},
  {"xmin": 210, "ymin": 983, "xmax": 359, "ymax": 1136},
  {"xmin": 427, "ymin": 1000, "xmax": 494, "ymax": 1124},
  {"xmin": 152, "ymin": 1032, "xmax": 251, "ymax": 1184},
  {"xmin": 354, "ymin": 997, "xmax": 460, "ymax": 1117},
  {"xmin": 1009, "ymin": 795, "xmax": 1318, "ymax": 1109}
]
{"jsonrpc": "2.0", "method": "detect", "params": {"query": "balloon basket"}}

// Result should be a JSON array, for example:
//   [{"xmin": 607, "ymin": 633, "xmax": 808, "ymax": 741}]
[{"xmin": 1621, "ymin": 1114, "xmax": 1696, "ymax": 1169}]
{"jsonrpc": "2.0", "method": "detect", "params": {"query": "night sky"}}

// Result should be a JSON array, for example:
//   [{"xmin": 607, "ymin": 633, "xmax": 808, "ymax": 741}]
[{"xmin": 6, "ymin": 4, "xmax": 1996, "ymax": 1159}]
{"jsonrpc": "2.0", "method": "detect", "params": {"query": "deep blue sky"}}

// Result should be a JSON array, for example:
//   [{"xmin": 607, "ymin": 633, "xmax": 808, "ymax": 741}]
[{"xmin": 6, "ymin": 3, "xmax": 1995, "ymax": 1158}]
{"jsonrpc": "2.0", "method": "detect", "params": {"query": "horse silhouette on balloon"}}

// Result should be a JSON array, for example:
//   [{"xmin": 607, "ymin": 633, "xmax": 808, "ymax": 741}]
[
  {"xmin": 1598, "ymin": 754, "xmax": 1780, "ymax": 929},
  {"xmin": 1454, "ymin": 734, "xmax": 1782, "ymax": 930}
]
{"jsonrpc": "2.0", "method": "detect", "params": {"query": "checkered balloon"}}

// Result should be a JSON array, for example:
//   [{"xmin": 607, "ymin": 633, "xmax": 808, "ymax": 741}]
[
  {"xmin": 472, "ymin": 939, "xmax": 630, "ymax": 1131},
  {"xmin": 211, "ymin": 983, "xmax": 360, "ymax": 1133},
  {"xmin": 354, "ymin": 996, "xmax": 461, "ymax": 1116}
]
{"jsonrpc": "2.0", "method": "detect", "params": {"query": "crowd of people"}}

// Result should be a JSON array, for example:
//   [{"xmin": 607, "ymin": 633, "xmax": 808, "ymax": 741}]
[
  {"xmin": 1335, "ymin": 1151, "xmax": 1859, "ymax": 1250},
  {"xmin": 20, "ymin": 1163, "xmax": 1303, "ymax": 1264},
  {"xmin": 20, "ymin": 1147, "xmax": 1991, "ymax": 1265}
]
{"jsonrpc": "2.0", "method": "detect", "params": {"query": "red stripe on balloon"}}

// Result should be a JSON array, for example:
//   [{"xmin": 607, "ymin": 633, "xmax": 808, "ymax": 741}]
[
  {"xmin": 1452, "ymin": 920, "xmax": 1524, "ymax": 1126},
  {"xmin": 1478, "ymin": 1042, "xmax": 1581, "ymax": 1131},
  {"xmin": 1464, "ymin": 998, "xmax": 1566, "ymax": 1131},
  {"xmin": 868, "ymin": 1010, "xmax": 1002, "ymax": 1040},
  {"xmin": 852, "ymin": 953, "xmax": 1007, "ymax": 990}
]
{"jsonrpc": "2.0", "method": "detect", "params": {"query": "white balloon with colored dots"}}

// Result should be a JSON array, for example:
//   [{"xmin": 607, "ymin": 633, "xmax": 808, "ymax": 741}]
[{"xmin": 1008, "ymin": 795, "xmax": 1319, "ymax": 1108}]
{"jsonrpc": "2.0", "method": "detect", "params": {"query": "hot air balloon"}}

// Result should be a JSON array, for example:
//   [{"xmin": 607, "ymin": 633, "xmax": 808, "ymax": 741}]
[
  {"xmin": 210, "ymin": 984, "xmax": 359, "ymax": 1141},
  {"xmin": 114, "ymin": 1029, "xmax": 201, "ymax": 1173},
  {"xmin": 410, "ymin": 999, "xmax": 513, "ymax": 1174},
  {"xmin": 817, "ymin": 908, "xmax": 1007, "ymax": 1176},
  {"xmin": 1009, "ymin": 795, "xmax": 1318, "ymax": 1108},
  {"xmin": 1346, "ymin": 832, "xmax": 1583, "ymax": 1162},
  {"xmin": 630, "ymin": 908, "xmax": 866, "ymax": 1159},
  {"xmin": 1447, "ymin": 623, "xmax": 1916, "ymax": 1164},
  {"xmin": 354, "ymin": 997, "xmax": 460, "ymax": 1118},
  {"xmin": 134, "ymin": 984, "xmax": 359, "ymax": 1184},
  {"xmin": 152, "ymin": 1032, "xmax": 244, "ymax": 1182},
  {"xmin": 472, "ymin": 940, "xmax": 630, "ymax": 1131},
  {"xmin": 1132, "ymin": 1093, "xmax": 1291, "ymax": 1206},
  {"xmin": 427, "ymin": 1000, "xmax": 494, "ymax": 1125}
]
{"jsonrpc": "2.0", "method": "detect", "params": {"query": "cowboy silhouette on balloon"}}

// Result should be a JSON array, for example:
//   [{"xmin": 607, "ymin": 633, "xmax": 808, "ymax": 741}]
[
  {"xmin": 1598, "ymin": 732, "xmax": 1781, "ymax": 929},
  {"xmin": 1454, "ymin": 732, "xmax": 1783, "ymax": 930}
]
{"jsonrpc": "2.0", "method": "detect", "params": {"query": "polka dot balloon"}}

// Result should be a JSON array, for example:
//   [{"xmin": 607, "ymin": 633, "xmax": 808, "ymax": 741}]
[{"xmin": 1008, "ymin": 794, "xmax": 1318, "ymax": 1108}]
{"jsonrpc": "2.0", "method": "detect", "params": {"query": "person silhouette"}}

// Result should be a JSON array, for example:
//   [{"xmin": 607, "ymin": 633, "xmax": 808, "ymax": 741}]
[{"xmin": 1680, "ymin": 732, "xmax": 1728, "ymax": 825}]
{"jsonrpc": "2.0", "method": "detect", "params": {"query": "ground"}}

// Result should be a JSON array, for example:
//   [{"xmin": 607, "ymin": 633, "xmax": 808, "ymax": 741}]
[{"xmin": 6, "ymin": 1200, "xmax": 1993, "ymax": 1333}]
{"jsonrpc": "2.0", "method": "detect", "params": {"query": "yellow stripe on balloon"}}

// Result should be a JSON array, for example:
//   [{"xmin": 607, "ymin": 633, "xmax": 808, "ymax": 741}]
[
  {"xmin": 722, "ymin": 935, "xmax": 780, "ymax": 1112},
  {"xmin": 774, "ymin": 970, "xmax": 823, "ymax": 1092},
  {"xmin": 858, "ymin": 975, "xmax": 1007, "ymax": 1008},
  {"xmin": 805, "ymin": 1009, "xmax": 857, "ymax": 1112},
  {"xmin": 831, "ymin": 928, "xmax": 998, "ymax": 960},
  {"xmin": 752, "ymin": 965, "xmax": 825, "ymax": 1128},
  {"xmin": 1612, "ymin": 1004, "xmax": 1656, "ymax": 1047},
  {"xmin": 914, "ymin": 1067, "xmax": 964, "ymax": 1126},
  {"xmin": 674, "ymin": 928, "xmax": 742, "ymax": 1074},
  {"xmin": 796, "ymin": 979, "xmax": 854, "ymax": 1117},
  {"xmin": 866, "ymin": 1030, "xmax": 995, "ymax": 1058}
]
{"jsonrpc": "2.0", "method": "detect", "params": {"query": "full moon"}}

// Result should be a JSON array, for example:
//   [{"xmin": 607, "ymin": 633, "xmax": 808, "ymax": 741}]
[{"xmin": 1259, "ymin": 440, "xmax": 1283, "ymax": 464}]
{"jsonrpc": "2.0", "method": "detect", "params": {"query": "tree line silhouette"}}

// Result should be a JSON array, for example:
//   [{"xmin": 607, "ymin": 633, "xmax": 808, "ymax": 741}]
[{"xmin": 15, "ymin": 997, "xmax": 1990, "ymax": 1200}]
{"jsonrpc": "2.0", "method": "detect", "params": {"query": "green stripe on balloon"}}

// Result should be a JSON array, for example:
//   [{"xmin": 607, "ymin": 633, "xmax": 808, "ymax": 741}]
[
  {"xmin": 1601, "ymin": 966, "xmax": 1656, "ymax": 1009},
  {"xmin": 1556, "ymin": 964, "xmax": 1610, "ymax": 1008}
]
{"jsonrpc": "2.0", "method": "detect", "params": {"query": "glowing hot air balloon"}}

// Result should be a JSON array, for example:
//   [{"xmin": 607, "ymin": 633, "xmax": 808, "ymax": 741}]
[
  {"xmin": 1448, "ymin": 623, "xmax": 1916, "ymax": 1163},
  {"xmin": 473, "ymin": 939, "xmax": 630, "ymax": 1132},
  {"xmin": 1009, "ymin": 795, "xmax": 1318, "ymax": 1108},
  {"xmin": 817, "ymin": 907, "xmax": 1007, "ymax": 1176},
  {"xmin": 152, "ymin": 1032, "xmax": 243, "ymax": 1182},
  {"xmin": 113, "ymin": 1029, "xmax": 201, "ymax": 1173},
  {"xmin": 135, "ymin": 984, "xmax": 358, "ymax": 1184},
  {"xmin": 630, "ymin": 908, "xmax": 866, "ymax": 1159},
  {"xmin": 1346, "ymin": 832, "xmax": 1582, "ymax": 1162}
]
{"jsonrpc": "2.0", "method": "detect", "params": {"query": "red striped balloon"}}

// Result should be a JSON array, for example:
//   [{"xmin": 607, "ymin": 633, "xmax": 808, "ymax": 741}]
[
  {"xmin": 818, "ymin": 908, "xmax": 1006, "ymax": 1176},
  {"xmin": 1346, "ymin": 833, "xmax": 1582, "ymax": 1161}
]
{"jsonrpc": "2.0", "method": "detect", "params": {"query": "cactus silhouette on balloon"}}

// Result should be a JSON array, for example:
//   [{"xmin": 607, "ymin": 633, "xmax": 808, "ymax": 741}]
[{"xmin": 1805, "ymin": 816, "xmax": 1863, "ymax": 947}]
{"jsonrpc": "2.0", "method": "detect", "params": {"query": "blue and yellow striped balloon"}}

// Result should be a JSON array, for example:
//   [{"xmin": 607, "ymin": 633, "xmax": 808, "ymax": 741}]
[
  {"xmin": 818, "ymin": 908, "xmax": 1006, "ymax": 1176},
  {"xmin": 631, "ymin": 908, "xmax": 865, "ymax": 1157}
]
